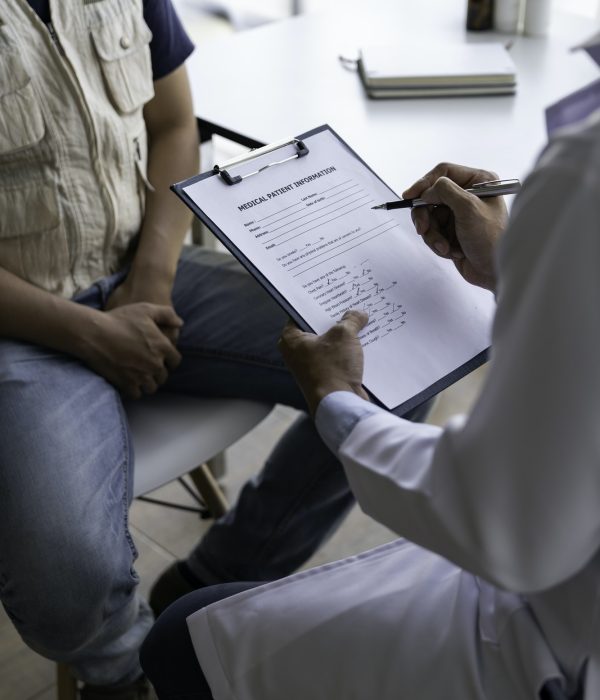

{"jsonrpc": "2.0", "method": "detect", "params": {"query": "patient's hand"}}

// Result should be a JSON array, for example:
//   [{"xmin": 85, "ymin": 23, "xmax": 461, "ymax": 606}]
[
  {"xmin": 106, "ymin": 272, "xmax": 180, "ymax": 346},
  {"xmin": 80, "ymin": 303, "xmax": 182, "ymax": 399}
]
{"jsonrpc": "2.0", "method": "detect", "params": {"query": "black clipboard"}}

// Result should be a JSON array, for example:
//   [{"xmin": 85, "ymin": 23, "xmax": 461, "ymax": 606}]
[{"xmin": 172, "ymin": 124, "xmax": 489, "ymax": 417}]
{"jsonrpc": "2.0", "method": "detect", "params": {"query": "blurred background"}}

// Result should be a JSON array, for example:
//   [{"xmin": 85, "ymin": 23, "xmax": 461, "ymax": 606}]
[{"xmin": 171, "ymin": 0, "xmax": 599, "ymax": 34}]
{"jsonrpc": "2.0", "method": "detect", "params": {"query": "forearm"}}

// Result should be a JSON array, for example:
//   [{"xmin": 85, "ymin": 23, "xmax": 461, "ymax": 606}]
[
  {"xmin": 0, "ymin": 265, "xmax": 101, "ymax": 357},
  {"xmin": 130, "ymin": 118, "xmax": 199, "ymax": 292}
]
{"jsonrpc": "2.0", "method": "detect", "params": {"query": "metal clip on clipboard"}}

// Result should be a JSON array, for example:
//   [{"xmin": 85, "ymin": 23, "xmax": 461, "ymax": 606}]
[{"xmin": 213, "ymin": 137, "xmax": 309, "ymax": 185}]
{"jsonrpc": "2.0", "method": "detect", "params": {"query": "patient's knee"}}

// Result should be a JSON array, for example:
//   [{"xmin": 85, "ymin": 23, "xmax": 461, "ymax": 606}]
[{"xmin": 3, "ymin": 532, "xmax": 138, "ymax": 659}]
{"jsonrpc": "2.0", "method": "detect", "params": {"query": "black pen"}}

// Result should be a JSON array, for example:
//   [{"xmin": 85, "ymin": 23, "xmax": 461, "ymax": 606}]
[{"xmin": 371, "ymin": 179, "xmax": 521, "ymax": 210}]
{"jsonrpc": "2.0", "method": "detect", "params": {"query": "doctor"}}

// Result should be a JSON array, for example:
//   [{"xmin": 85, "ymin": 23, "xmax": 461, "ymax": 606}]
[{"xmin": 141, "ymin": 51, "xmax": 600, "ymax": 700}]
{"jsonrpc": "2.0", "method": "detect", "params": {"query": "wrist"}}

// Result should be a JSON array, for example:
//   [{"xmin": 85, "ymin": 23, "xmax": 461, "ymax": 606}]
[
  {"xmin": 129, "ymin": 262, "xmax": 175, "ymax": 289},
  {"xmin": 307, "ymin": 381, "xmax": 366, "ymax": 416},
  {"xmin": 118, "ymin": 266, "xmax": 175, "ymax": 306},
  {"xmin": 68, "ymin": 306, "xmax": 109, "ymax": 362}
]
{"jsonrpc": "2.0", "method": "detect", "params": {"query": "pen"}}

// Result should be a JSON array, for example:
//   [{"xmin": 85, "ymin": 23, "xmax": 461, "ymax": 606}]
[{"xmin": 371, "ymin": 179, "xmax": 521, "ymax": 210}]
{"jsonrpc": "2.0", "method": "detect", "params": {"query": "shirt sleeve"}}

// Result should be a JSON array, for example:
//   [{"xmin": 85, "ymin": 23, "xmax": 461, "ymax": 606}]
[
  {"xmin": 143, "ymin": 0, "xmax": 195, "ymax": 80},
  {"xmin": 315, "ymin": 392, "xmax": 386, "ymax": 453},
  {"xmin": 332, "ymin": 119, "xmax": 600, "ymax": 594}
]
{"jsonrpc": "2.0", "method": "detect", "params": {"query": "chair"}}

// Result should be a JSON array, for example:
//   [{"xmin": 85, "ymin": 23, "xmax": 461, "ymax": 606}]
[{"xmin": 56, "ymin": 393, "xmax": 272, "ymax": 700}]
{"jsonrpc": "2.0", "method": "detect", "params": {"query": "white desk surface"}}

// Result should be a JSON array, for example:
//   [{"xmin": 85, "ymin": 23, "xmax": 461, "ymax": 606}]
[{"xmin": 187, "ymin": 0, "xmax": 598, "ymax": 188}]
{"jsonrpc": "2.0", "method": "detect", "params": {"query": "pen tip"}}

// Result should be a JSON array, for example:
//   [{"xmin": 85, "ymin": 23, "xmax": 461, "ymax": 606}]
[{"xmin": 371, "ymin": 205, "xmax": 384, "ymax": 210}]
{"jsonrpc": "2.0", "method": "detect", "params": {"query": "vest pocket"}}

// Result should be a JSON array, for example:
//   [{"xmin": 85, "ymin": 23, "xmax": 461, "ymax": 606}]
[
  {"xmin": 0, "ymin": 56, "xmax": 45, "ymax": 155},
  {"xmin": 90, "ymin": 12, "xmax": 154, "ymax": 114}
]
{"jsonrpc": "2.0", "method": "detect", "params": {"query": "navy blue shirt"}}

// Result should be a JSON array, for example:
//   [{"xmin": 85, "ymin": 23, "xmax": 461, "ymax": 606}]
[{"xmin": 27, "ymin": 0, "xmax": 194, "ymax": 80}]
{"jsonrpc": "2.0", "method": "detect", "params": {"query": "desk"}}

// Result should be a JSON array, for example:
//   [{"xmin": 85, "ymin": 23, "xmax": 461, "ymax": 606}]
[{"xmin": 187, "ymin": 0, "xmax": 597, "ymax": 188}]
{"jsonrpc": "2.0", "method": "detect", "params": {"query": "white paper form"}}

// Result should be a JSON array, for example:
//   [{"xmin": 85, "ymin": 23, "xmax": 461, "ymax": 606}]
[{"xmin": 182, "ymin": 128, "xmax": 495, "ymax": 410}]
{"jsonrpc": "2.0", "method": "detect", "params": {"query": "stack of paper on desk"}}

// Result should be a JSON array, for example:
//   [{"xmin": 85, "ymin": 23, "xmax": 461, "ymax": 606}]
[{"xmin": 358, "ymin": 42, "xmax": 517, "ymax": 98}]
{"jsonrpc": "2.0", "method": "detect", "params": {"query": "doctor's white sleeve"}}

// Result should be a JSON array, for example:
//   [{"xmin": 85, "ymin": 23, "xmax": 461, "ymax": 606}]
[{"xmin": 316, "ymin": 127, "xmax": 600, "ymax": 594}]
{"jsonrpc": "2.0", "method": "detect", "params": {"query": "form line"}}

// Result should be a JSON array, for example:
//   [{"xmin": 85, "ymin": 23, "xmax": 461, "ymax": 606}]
[
  {"xmin": 255, "ymin": 201, "xmax": 303, "ymax": 223},
  {"xmin": 264, "ymin": 182, "xmax": 361, "ymax": 228},
  {"xmin": 277, "ymin": 217, "xmax": 393, "ymax": 256},
  {"xmin": 274, "ymin": 199, "xmax": 376, "ymax": 247},
  {"xmin": 291, "ymin": 223, "xmax": 399, "ymax": 277},
  {"xmin": 254, "ymin": 180, "xmax": 358, "ymax": 225},
  {"xmin": 265, "ymin": 191, "xmax": 369, "ymax": 240},
  {"xmin": 317, "ymin": 179, "xmax": 353, "ymax": 196},
  {"xmin": 325, "ymin": 183, "xmax": 361, "ymax": 199}
]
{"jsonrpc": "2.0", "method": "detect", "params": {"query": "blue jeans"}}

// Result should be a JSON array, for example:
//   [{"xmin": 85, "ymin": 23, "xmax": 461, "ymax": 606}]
[{"xmin": 0, "ymin": 247, "xmax": 427, "ymax": 686}]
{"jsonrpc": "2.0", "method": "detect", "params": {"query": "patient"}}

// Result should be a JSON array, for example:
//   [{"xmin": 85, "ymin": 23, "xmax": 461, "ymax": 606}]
[{"xmin": 0, "ymin": 3, "xmax": 429, "ymax": 699}]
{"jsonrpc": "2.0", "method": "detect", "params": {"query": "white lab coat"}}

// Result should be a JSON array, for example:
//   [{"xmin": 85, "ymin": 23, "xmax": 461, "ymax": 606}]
[{"xmin": 187, "ymin": 113, "xmax": 600, "ymax": 700}]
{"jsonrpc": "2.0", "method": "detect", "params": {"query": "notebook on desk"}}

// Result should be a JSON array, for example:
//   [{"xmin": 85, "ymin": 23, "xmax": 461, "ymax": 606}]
[{"xmin": 358, "ymin": 42, "xmax": 517, "ymax": 98}]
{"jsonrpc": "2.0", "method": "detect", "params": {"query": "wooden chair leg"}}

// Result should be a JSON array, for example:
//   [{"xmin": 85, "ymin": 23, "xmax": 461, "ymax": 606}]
[
  {"xmin": 189, "ymin": 462, "xmax": 229, "ymax": 519},
  {"xmin": 207, "ymin": 452, "xmax": 226, "ymax": 480},
  {"xmin": 56, "ymin": 662, "xmax": 78, "ymax": 700}
]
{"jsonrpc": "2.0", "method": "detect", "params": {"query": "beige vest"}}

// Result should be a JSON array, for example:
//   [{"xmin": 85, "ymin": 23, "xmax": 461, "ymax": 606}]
[{"xmin": 0, "ymin": 0, "xmax": 154, "ymax": 298}]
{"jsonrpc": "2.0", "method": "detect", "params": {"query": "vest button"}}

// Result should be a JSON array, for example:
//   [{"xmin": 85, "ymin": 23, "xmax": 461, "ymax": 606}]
[{"xmin": 120, "ymin": 36, "xmax": 131, "ymax": 50}]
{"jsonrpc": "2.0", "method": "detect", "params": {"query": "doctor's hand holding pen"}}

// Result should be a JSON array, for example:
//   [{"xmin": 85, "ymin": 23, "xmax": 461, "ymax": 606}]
[{"xmin": 401, "ymin": 163, "xmax": 510, "ymax": 293}]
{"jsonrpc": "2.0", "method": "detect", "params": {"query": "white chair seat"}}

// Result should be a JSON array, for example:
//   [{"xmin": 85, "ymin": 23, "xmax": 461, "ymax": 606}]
[{"xmin": 125, "ymin": 393, "xmax": 272, "ymax": 498}]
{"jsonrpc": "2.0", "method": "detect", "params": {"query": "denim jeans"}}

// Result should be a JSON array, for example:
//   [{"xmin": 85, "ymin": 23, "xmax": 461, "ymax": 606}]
[{"xmin": 0, "ymin": 246, "xmax": 427, "ymax": 686}]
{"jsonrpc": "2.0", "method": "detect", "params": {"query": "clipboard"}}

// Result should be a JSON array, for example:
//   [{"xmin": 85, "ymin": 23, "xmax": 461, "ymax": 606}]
[{"xmin": 172, "ymin": 124, "xmax": 493, "ymax": 416}]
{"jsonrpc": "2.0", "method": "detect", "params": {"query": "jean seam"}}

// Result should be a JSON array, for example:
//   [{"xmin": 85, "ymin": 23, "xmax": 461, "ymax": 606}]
[
  {"xmin": 255, "ymin": 472, "xmax": 333, "ymax": 568},
  {"xmin": 177, "ymin": 346, "xmax": 286, "ymax": 371},
  {"xmin": 249, "ymin": 458, "xmax": 343, "ymax": 575},
  {"xmin": 194, "ymin": 466, "xmax": 336, "ymax": 584},
  {"xmin": 115, "ymin": 395, "xmax": 138, "ymax": 567}
]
